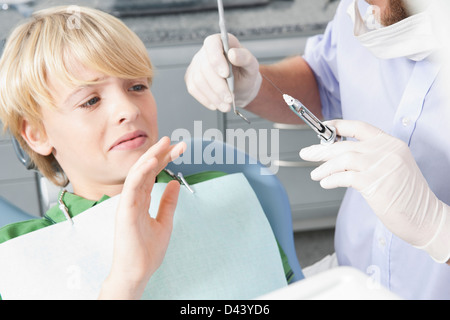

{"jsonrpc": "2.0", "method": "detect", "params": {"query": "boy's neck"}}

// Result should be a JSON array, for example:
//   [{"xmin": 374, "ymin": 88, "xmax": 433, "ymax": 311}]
[{"xmin": 71, "ymin": 182, "xmax": 124, "ymax": 201}]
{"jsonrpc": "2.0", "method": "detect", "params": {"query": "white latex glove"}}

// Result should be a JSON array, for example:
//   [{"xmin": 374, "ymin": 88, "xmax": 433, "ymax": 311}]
[
  {"xmin": 185, "ymin": 33, "xmax": 262, "ymax": 112},
  {"xmin": 300, "ymin": 120, "xmax": 450, "ymax": 263}
]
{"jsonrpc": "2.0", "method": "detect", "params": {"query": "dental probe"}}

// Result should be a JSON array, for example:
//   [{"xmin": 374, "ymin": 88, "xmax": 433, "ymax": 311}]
[
  {"xmin": 283, "ymin": 94, "xmax": 337, "ymax": 144},
  {"xmin": 217, "ymin": 0, "xmax": 250, "ymax": 124}
]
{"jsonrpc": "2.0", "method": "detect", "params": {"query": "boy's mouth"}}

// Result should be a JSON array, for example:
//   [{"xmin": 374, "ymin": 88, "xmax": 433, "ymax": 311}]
[{"xmin": 109, "ymin": 130, "xmax": 148, "ymax": 151}]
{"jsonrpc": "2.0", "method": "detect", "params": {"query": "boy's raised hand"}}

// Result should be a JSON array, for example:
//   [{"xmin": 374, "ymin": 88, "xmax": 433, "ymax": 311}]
[{"xmin": 99, "ymin": 137, "xmax": 186, "ymax": 299}]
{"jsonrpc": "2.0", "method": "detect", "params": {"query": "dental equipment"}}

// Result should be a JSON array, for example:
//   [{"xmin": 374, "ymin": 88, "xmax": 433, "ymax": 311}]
[
  {"xmin": 164, "ymin": 168, "xmax": 195, "ymax": 194},
  {"xmin": 260, "ymin": 73, "xmax": 337, "ymax": 144},
  {"xmin": 217, "ymin": 0, "xmax": 250, "ymax": 124},
  {"xmin": 58, "ymin": 189, "xmax": 74, "ymax": 225},
  {"xmin": 283, "ymin": 94, "xmax": 337, "ymax": 144}
]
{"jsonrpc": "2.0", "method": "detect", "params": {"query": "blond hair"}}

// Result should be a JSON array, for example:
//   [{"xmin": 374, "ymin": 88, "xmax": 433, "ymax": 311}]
[{"xmin": 0, "ymin": 6, "xmax": 153, "ymax": 186}]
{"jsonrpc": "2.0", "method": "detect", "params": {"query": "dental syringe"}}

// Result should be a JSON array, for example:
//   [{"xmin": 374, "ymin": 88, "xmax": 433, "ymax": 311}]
[
  {"xmin": 283, "ymin": 94, "xmax": 337, "ymax": 145},
  {"xmin": 260, "ymin": 73, "xmax": 337, "ymax": 144}
]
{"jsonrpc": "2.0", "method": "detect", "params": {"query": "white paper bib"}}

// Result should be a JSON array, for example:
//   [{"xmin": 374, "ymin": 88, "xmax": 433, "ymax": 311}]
[{"xmin": 0, "ymin": 173, "xmax": 287, "ymax": 299}]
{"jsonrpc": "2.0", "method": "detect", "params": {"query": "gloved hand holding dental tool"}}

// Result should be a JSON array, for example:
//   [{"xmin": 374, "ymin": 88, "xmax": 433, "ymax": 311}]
[
  {"xmin": 300, "ymin": 120, "xmax": 450, "ymax": 264},
  {"xmin": 185, "ymin": 34, "xmax": 321, "ymax": 125},
  {"xmin": 185, "ymin": 33, "xmax": 262, "ymax": 114}
]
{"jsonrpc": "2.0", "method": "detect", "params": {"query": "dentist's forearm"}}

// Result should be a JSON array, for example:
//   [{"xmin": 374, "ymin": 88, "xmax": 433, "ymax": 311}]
[{"xmin": 245, "ymin": 55, "xmax": 322, "ymax": 124}]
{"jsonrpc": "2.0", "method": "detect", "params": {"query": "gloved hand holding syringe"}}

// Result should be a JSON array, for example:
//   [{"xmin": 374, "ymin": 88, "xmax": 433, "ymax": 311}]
[
  {"xmin": 260, "ymin": 72, "xmax": 338, "ymax": 144},
  {"xmin": 282, "ymin": 93, "xmax": 337, "ymax": 145}
]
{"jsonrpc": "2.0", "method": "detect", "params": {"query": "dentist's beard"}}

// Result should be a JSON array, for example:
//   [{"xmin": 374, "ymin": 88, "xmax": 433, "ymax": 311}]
[{"xmin": 383, "ymin": 0, "xmax": 409, "ymax": 26}]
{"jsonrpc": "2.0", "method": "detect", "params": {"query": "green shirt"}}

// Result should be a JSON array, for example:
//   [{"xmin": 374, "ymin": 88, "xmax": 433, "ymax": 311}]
[{"xmin": 0, "ymin": 170, "xmax": 294, "ymax": 293}]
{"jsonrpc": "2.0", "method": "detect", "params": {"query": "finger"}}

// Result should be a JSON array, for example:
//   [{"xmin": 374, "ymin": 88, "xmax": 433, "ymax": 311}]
[
  {"xmin": 185, "ymin": 60, "xmax": 217, "ymax": 111},
  {"xmin": 155, "ymin": 180, "xmax": 180, "ymax": 227},
  {"xmin": 204, "ymin": 34, "xmax": 242, "ymax": 74},
  {"xmin": 310, "ymin": 151, "xmax": 366, "ymax": 181},
  {"xmin": 198, "ymin": 64, "xmax": 232, "ymax": 112},
  {"xmin": 204, "ymin": 34, "xmax": 232, "ymax": 78},
  {"xmin": 324, "ymin": 119, "xmax": 383, "ymax": 141},
  {"xmin": 156, "ymin": 138, "xmax": 186, "ymax": 165},
  {"xmin": 152, "ymin": 141, "xmax": 187, "ymax": 175},
  {"xmin": 117, "ymin": 157, "xmax": 159, "ymax": 223},
  {"xmin": 185, "ymin": 74, "xmax": 218, "ymax": 111},
  {"xmin": 300, "ymin": 140, "xmax": 360, "ymax": 162},
  {"xmin": 226, "ymin": 33, "xmax": 242, "ymax": 49},
  {"xmin": 169, "ymin": 141, "xmax": 187, "ymax": 162},
  {"xmin": 228, "ymin": 47, "xmax": 258, "ymax": 70},
  {"xmin": 185, "ymin": 52, "xmax": 231, "ymax": 112},
  {"xmin": 137, "ymin": 137, "xmax": 185, "ymax": 172},
  {"xmin": 123, "ymin": 157, "xmax": 159, "ymax": 195},
  {"xmin": 137, "ymin": 136, "xmax": 171, "ymax": 165},
  {"xmin": 197, "ymin": 64, "xmax": 233, "ymax": 112},
  {"xmin": 318, "ymin": 171, "xmax": 362, "ymax": 190}
]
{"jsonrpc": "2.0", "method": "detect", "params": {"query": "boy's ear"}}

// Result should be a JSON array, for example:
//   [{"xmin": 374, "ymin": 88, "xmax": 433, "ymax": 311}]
[{"xmin": 21, "ymin": 119, "xmax": 53, "ymax": 156}]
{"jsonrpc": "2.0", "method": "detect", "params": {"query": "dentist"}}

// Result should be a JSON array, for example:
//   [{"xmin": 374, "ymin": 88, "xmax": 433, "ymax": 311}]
[{"xmin": 185, "ymin": 0, "xmax": 450, "ymax": 299}]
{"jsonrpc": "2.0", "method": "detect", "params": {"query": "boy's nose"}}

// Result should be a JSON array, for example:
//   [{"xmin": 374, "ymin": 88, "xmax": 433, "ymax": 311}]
[{"xmin": 113, "ymin": 96, "xmax": 140, "ymax": 125}]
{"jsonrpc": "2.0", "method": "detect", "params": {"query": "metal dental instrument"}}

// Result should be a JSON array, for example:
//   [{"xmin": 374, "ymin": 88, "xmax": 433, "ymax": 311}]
[
  {"xmin": 58, "ymin": 189, "xmax": 74, "ymax": 225},
  {"xmin": 260, "ymin": 73, "xmax": 337, "ymax": 144},
  {"xmin": 217, "ymin": 0, "xmax": 250, "ymax": 124},
  {"xmin": 163, "ymin": 168, "xmax": 195, "ymax": 194},
  {"xmin": 283, "ymin": 94, "xmax": 337, "ymax": 145}
]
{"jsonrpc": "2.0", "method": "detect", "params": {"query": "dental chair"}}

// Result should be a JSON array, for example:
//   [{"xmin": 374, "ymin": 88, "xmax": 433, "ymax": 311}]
[
  {"xmin": 0, "ymin": 138, "xmax": 38, "ymax": 228},
  {"xmin": 166, "ymin": 138, "xmax": 304, "ymax": 282},
  {"xmin": 0, "ymin": 196, "xmax": 34, "ymax": 228},
  {"xmin": 13, "ymin": 137, "xmax": 305, "ymax": 282}
]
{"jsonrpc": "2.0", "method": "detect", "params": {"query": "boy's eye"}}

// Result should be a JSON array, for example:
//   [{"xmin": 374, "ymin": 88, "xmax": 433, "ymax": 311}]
[
  {"xmin": 80, "ymin": 96, "xmax": 100, "ymax": 109},
  {"xmin": 129, "ymin": 84, "xmax": 148, "ymax": 92}
]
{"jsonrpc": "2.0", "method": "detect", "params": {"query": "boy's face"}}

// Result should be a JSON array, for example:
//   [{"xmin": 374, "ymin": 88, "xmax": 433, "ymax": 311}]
[{"xmin": 34, "ymin": 63, "xmax": 158, "ymax": 199}]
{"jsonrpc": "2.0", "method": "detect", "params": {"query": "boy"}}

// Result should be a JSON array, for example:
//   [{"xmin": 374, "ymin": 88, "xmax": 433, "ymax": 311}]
[
  {"xmin": 0, "ymin": 5, "xmax": 186, "ymax": 299},
  {"xmin": 0, "ymin": 6, "xmax": 292, "ymax": 299}
]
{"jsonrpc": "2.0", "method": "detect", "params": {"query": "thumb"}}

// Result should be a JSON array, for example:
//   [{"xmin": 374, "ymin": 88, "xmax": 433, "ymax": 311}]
[
  {"xmin": 228, "ymin": 47, "xmax": 258, "ymax": 69},
  {"xmin": 325, "ymin": 119, "xmax": 383, "ymax": 142},
  {"xmin": 155, "ymin": 180, "xmax": 180, "ymax": 227}
]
